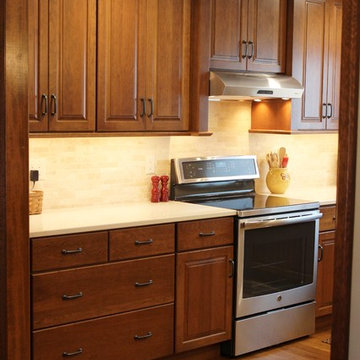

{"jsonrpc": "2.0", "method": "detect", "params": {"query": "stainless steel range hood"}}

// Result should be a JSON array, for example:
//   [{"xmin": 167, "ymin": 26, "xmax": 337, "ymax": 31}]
[{"xmin": 209, "ymin": 71, "xmax": 304, "ymax": 100}]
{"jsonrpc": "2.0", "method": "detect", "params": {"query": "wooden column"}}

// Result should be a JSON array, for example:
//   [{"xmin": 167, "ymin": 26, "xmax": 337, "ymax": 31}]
[
  {"xmin": 0, "ymin": 0, "xmax": 30, "ymax": 359},
  {"xmin": 331, "ymin": 0, "xmax": 360, "ymax": 359}
]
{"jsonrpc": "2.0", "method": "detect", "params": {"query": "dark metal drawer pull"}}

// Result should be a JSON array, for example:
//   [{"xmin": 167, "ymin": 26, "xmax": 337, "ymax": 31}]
[
  {"xmin": 51, "ymin": 94, "xmax": 57, "ymax": 115},
  {"xmin": 41, "ymin": 94, "xmax": 48, "ymax": 116},
  {"xmin": 61, "ymin": 248, "xmax": 83, "ymax": 255},
  {"xmin": 229, "ymin": 259, "xmax": 235, "ymax": 278},
  {"xmin": 241, "ymin": 40, "xmax": 248, "ymax": 59},
  {"xmin": 134, "ymin": 332, "xmax": 153, "ymax": 340},
  {"xmin": 62, "ymin": 292, "xmax": 83, "ymax": 300},
  {"xmin": 62, "ymin": 348, "xmax": 83, "ymax": 357},
  {"xmin": 135, "ymin": 280, "xmax": 153, "ymax": 287},
  {"xmin": 318, "ymin": 244, "xmax": 324, "ymax": 262},
  {"xmin": 135, "ymin": 239, "xmax": 153, "ymax": 246},
  {"xmin": 199, "ymin": 231, "xmax": 215, "ymax": 237}
]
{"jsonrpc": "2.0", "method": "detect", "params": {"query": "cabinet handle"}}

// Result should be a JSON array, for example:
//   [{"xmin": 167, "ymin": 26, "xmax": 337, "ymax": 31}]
[
  {"xmin": 322, "ymin": 103, "xmax": 327, "ymax": 119},
  {"xmin": 135, "ymin": 239, "xmax": 153, "ymax": 246},
  {"xmin": 134, "ymin": 332, "xmax": 153, "ymax": 340},
  {"xmin": 61, "ymin": 248, "xmax": 83, "ymax": 255},
  {"xmin": 62, "ymin": 292, "xmax": 83, "ymax": 300},
  {"xmin": 241, "ymin": 40, "xmax": 248, "ymax": 59},
  {"xmin": 135, "ymin": 280, "xmax": 153, "ymax": 287},
  {"xmin": 147, "ymin": 98, "xmax": 154, "ymax": 117},
  {"xmin": 41, "ymin": 94, "xmax": 48, "ymax": 116},
  {"xmin": 327, "ymin": 103, "xmax": 333, "ymax": 119},
  {"xmin": 62, "ymin": 348, "xmax": 83, "ymax": 357},
  {"xmin": 318, "ymin": 244, "xmax": 324, "ymax": 262},
  {"xmin": 247, "ymin": 41, "xmax": 254, "ymax": 59},
  {"xmin": 51, "ymin": 94, "xmax": 57, "ymax": 115},
  {"xmin": 140, "ymin": 98, "xmax": 146, "ymax": 118},
  {"xmin": 229, "ymin": 259, "xmax": 235, "ymax": 278},
  {"xmin": 199, "ymin": 231, "xmax": 215, "ymax": 237}
]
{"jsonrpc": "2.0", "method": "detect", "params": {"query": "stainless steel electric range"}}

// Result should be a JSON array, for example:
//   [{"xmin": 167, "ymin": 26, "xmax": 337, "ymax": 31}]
[{"xmin": 170, "ymin": 155, "xmax": 322, "ymax": 357}]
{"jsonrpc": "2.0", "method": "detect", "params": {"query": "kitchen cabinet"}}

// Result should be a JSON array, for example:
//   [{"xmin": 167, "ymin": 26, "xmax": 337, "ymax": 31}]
[
  {"xmin": 175, "ymin": 218, "xmax": 234, "ymax": 353},
  {"xmin": 250, "ymin": 0, "xmax": 342, "ymax": 133},
  {"xmin": 291, "ymin": 0, "xmax": 342, "ymax": 131},
  {"xmin": 28, "ymin": 0, "xmax": 96, "ymax": 132},
  {"xmin": 209, "ymin": 0, "xmax": 287, "ymax": 73},
  {"xmin": 316, "ymin": 205, "xmax": 337, "ymax": 317},
  {"xmin": 97, "ymin": 0, "xmax": 190, "ymax": 132}
]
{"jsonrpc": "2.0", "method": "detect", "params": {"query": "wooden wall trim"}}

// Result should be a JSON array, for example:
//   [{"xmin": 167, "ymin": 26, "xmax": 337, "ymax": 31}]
[
  {"xmin": 0, "ymin": 0, "xmax": 30, "ymax": 359},
  {"xmin": 331, "ymin": 0, "xmax": 360, "ymax": 359}
]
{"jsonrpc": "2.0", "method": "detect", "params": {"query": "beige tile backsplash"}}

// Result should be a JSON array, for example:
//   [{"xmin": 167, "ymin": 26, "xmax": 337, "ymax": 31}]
[{"xmin": 29, "ymin": 101, "xmax": 338, "ymax": 210}]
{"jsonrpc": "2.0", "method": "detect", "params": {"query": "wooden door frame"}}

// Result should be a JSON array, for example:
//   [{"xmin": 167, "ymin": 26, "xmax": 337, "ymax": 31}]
[
  {"xmin": 0, "ymin": 0, "xmax": 30, "ymax": 359},
  {"xmin": 331, "ymin": 0, "xmax": 359, "ymax": 359}
]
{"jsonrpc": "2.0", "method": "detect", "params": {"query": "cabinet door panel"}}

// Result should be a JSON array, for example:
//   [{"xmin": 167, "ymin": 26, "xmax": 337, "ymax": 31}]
[
  {"xmin": 97, "ymin": 0, "xmax": 146, "ymax": 131},
  {"xmin": 316, "ymin": 231, "xmax": 335, "ymax": 317},
  {"xmin": 326, "ymin": 0, "xmax": 342, "ymax": 130},
  {"xmin": 48, "ymin": 0, "xmax": 96, "ymax": 131},
  {"xmin": 176, "ymin": 246, "xmax": 233, "ymax": 352},
  {"xmin": 29, "ymin": 0, "xmax": 49, "ymax": 132},
  {"xmin": 209, "ymin": 0, "xmax": 247, "ymax": 71},
  {"xmin": 146, "ymin": 0, "xmax": 190, "ymax": 131},
  {"xmin": 247, "ymin": 0, "xmax": 286, "ymax": 73}
]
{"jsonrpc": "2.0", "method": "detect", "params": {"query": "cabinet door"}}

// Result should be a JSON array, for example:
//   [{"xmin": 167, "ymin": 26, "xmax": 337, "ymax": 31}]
[
  {"xmin": 48, "ymin": 0, "xmax": 96, "ymax": 131},
  {"xmin": 325, "ymin": 0, "xmax": 342, "ymax": 130},
  {"xmin": 29, "ymin": 0, "xmax": 49, "ymax": 132},
  {"xmin": 145, "ymin": 0, "xmax": 190, "ymax": 131},
  {"xmin": 247, "ymin": 0, "xmax": 287, "ymax": 73},
  {"xmin": 209, "ymin": 0, "xmax": 248, "ymax": 71},
  {"xmin": 175, "ymin": 246, "xmax": 233, "ymax": 353},
  {"xmin": 316, "ymin": 231, "xmax": 335, "ymax": 317},
  {"xmin": 97, "ymin": 0, "xmax": 147, "ymax": 131},
  {"xmin": 292, "ymin": 0, "xmax": 327, "ymax": 130}
]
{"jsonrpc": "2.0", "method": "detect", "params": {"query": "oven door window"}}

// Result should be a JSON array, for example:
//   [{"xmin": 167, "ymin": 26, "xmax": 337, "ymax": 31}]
[{"xmin": 243, "ymin": 221, "xmax": 315, "ymax": 298}]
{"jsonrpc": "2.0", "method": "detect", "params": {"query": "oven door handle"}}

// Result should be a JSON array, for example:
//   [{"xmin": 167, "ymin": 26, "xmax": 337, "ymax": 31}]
[{"xmin": 241, "ymin": 213, "xmax": 322, "ymax": 230}]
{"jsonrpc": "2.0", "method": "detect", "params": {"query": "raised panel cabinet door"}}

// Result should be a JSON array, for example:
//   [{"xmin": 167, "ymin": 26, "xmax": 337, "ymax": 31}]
[
  {"xmin": 97, "ymin": 0, "xmax": 147, "ymax": 131},
  {"xmin": 209, "ymin": 0, "xmax": 247, "ymax": 71},
  {"xmin": 145, "ymin": 0, "xmax": 190, "ymax": 131},
  {"xmin": 29, "ymin": 0, "xmax": 49, "ymax": 132},
  {"xmin": 247, "ymin": 0, "xmax": 287, "ymax": 73},
  {"xmin": 325, "ymin": 0, "xmax": 342, "ymax": 130},
  {"xmin": 175, "ymin": 246, "xmax": 233, "ymax": 353},
  {"xmin": 48, "ymin": 0, "xmax": 96, "ymax": 131},
  {"xmin": 316, "ymin": 231, "xmax": 335, "ymax": 317}
]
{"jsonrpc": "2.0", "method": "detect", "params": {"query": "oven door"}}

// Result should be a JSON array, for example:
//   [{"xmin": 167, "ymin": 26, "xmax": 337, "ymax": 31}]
[{"xmin": 236, "ymin": 210, "xmax": 322, "ymax": 318}]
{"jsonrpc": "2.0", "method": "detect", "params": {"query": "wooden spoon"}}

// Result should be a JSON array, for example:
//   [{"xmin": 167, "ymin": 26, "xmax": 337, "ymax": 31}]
[{"xmin": 279, "ymin": 147, "xmax": 286, "ymax": 168}]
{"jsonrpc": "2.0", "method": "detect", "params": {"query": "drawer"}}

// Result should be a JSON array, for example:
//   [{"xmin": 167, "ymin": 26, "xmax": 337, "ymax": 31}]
[
  {"xmin": 33, "ymin": 303, "xmax": 174, "ymax": 360},
  {"xmin": 177, "ymin": 217, "xmax": 234, "ymax": 251},
  {"xmin": 32, "ymin": 254, "xmax": 174, "ymax": 329},
  {"xmin": 320, "ymin": 205, "xmax": 337, "ymax": 232},
  {"xmin": 110, "ymin": 224, "xmax": 174, "ymax": 261},
  {"xmin": 31, "ymin": 232, "xmax": 108, "ymax": 272}
]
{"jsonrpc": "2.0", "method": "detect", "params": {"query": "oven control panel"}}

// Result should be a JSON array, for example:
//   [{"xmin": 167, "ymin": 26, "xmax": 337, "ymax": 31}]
[{"xmin": 172, "ymin": 156, "xmax": 259, "ymax": 184}]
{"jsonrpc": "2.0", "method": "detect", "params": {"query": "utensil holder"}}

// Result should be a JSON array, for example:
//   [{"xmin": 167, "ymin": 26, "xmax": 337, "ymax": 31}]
[{"xmin": 266, "ymin": 168, "xmax": 290, "ymax": 194}]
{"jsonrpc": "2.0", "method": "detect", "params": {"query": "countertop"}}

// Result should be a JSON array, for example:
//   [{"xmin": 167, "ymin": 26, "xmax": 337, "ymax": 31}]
[{"xmin": 30, "ymin": 201, "xmax": 236, "ymax": 238}]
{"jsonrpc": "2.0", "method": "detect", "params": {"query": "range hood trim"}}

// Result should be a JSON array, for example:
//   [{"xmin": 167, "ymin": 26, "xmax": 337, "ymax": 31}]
[{"xmin": 209, "ymin": 71, "xmax": 304, "ymax": 100}]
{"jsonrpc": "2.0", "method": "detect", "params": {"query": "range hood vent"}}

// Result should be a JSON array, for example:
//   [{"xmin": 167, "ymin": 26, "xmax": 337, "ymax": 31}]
[{"xmin": 209, "ymin": 71, "xmax": 304, "ymax": 100}]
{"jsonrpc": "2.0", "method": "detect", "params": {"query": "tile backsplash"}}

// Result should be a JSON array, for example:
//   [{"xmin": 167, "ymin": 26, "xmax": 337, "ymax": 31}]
[{"xmin": 29, "ymin": 101, "xmax": 338, "ymax": 210}]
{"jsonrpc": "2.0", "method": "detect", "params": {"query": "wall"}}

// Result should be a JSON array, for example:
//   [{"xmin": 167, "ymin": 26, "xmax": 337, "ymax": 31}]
[{"xmin": 29, "ymin": 101, "xmax": 338, "ymax": 210}]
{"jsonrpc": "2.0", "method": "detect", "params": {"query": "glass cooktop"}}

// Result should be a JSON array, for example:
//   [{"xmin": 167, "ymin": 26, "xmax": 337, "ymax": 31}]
[{"xmin": 192, "ymin": 194, "xmax": 319, "ymax": 217}]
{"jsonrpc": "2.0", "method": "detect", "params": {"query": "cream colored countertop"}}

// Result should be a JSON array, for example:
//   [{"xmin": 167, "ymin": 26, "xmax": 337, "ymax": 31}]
[
  {"xmin": 259, "ymin": 185, "xmax": 337, "ymax": 206},
  {"xmin": 30, "ymin": 201, "xmax": 236, "ymax": 238}
]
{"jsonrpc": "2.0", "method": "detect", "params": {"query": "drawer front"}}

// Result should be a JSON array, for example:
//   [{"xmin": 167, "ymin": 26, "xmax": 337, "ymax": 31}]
[
  {"xmin": 32, "ymin": 254, "xmax": 174, "ymax": 329},
  {"xmin": 177, "ymin": 217, "xmax": 234, "ymax": 251},
  {"xmin": 320, "ymin": 206, "xmax": 336, "ymax": 232},
  {"xmin": 31, "ymin": 232, "xmax": 108, "ymax": 272},
  {"xmin": 33, "ymin": 304, "xmax": 174, "ymax": 360},
  {"xmin": 110, "ymin": 224, "xmax": 175, "ymax": 261}
]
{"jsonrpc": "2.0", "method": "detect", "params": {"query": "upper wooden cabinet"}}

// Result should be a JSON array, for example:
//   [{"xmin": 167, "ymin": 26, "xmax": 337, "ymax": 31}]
[
  {"xmin": 97, "ymin": 0, "xmax": 190, "ymax": 132},
  {"xmin": 290, "ymin": 0, "xmax": 342, "ymax": 131},
  {"xmin": 209, "ymin": 0, "xmax": 287, "ymax": 73},
  {"xmin": 29, "ymin": 0, "xmax": 96, "ymax": 132}
]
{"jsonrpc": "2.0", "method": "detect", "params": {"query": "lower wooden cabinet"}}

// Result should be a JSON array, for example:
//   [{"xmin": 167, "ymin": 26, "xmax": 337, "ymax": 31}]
[
  {"xmin": 33, "ymin": 304, "xmax": 174, "ymax": 360},
  {"xmin": 175, "ymin": 246, "xmax": 234, "ymax": 353},
  {"xmin": 316, "ymin": 231, "xmax": 335, "ymax": 316}
]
